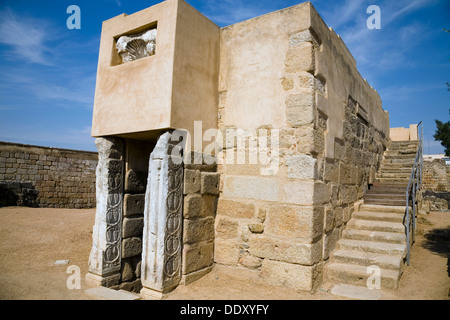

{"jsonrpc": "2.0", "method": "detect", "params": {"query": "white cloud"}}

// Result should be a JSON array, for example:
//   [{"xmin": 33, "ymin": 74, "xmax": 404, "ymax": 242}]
[{"xmin": 0, "ymin": 8, "xmax": 54, "ymax": 65}]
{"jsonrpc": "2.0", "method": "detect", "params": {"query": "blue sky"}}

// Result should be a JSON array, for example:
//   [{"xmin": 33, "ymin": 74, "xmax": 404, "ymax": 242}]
[{"xmin": 0, "ymin": 0, "xmax": 449, "ymax": 153}]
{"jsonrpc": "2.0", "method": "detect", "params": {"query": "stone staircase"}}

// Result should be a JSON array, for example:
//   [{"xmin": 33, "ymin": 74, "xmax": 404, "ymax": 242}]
[
  {"xmin": 324, "ymin": 140, "xmax": 419, "ymax": 293},
  {"xmin": 364, "ymin": 140, "xmax": 419, "ymax": 206}
]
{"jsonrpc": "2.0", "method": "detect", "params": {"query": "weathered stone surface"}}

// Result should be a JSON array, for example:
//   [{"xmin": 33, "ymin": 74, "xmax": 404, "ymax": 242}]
[
  {"xmin": 201, "ymin": 172, "xmax": 220, "ymax": 195},
  {"xmin": 239, "ymin": 253, "xmax": 262, "ymax": 269},
  {"xmin": 215, "ymin": 216, "xmax": 239, "ymax": 239},
  {"xmin": 286, "ymin": 155, "xmax": 317, "ymax": 179},
  {"xmin": 214, "ymin": 239, "xmax": 239, "ymax": 266},
  {"xmin": 122, "ymin": 237, "xmax": 142, "ymax": 258},
  {"xmin": 248, "ymin": 234, "xmax": 322, "ymax": 266},
  {"xmin": 323, "ymin": 228, "xmax": 340, "ymax": 260},
  {"xmin": 285, "ymin": 42, "xmax": 314, "ymax": 73},
  {"xmin": 183, "ymin": 217, "xmax": 215, "ymax": 244},
  {"xmin": 182, "ymin": 242, "xmax": 214, "ymax": 274},
  {"xmin": 121, "ymin": 260, "xmax": 135, "ymax": 282},
  {"xmin": 88, "ymin": 137, "xmax": 123, "ymax": 279},
  {"xmin": 183, "ymin": 194, "xmax": 216, "ymax": 219},
  {"xmin": 223, "ymin": 175, "xmax": 278, "ymax": 202},
  {"xmin": 280, "ymin": 180, "xmax": 314, "ymax": 205},
  {"xmin": 124, "ymin": 169, "xmax": 147, "ymax": 194},
  {"xmin": 184, "ymin": 169, "xmax": 201, "ymax": 194},
  {"xmin": 266, "ymin": 205, "xmax": 323, "ymax": 240},
  {"xmin": 216, "ymin": 199, "xmax": 255, "ymax": 218},
  {"xmin": 248, "ymin": 223, "xmax": 264, "ymax": 234},
  {"xmin": 123, "ymin": 194, "xmax": 145, "ymax": 217},
  {"xmin": 285, "ymin": 91, "xmax": 315, "ymax": 127},
  {"xmin": 141, "ymin": 132, "xmax": 184, "ymax": 295},
  {"xmin": 122, "ymin": 217, "xmax": 144, "ymax": 238},
  {"xmin": 260, "ymin": 259, "xmax": 321, "ymax": 292},
  {"xmin": 281, "ymin": 77, "xmax": 294, "ymax": 91}
]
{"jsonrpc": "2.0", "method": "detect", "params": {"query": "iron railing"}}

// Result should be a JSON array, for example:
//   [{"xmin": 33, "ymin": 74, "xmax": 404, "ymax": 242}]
[{"xmin": 405, "ymin": 121, "xmax": 423, "ymax": 265}]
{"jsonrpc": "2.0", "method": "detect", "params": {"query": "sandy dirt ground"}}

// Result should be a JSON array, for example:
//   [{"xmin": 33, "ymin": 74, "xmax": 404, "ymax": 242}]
[{"xmin": 0, "ymin": 206, "xmax": 448, "ymax": 300}]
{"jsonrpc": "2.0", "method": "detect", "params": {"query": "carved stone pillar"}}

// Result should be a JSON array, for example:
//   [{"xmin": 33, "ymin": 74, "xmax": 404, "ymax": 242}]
[
  {"xmin": 86, "ymin": 137, "xmax": 124, "ymax": 287},
  {"xmin": 140, "ymin": 132, "xmax": 184, "ymax": 299}
]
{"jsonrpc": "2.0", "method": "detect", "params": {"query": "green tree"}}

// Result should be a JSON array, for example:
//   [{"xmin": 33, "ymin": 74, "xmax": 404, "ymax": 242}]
[{"xmin": 434, "ymin": 110, "xmax": 450, "ymax": 156}]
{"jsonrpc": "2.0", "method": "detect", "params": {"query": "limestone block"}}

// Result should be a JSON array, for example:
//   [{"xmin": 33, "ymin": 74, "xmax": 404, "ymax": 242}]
[
  {"xmin": 248, "ymin": 235, "xmax": 322, "ymax": 266},
  {"xmin": 201, "ymin": 172, "xmax": 220, "ymax": 195},
  {"xmin": 285, "ymin": 90, "xmax": 315, "ymax": 127},
  {"xmin": 183, "ymin": 169, "xmax": 201, "ymax": 194},
  {"xmin": 285, "ymin": 42, "xmax": 314, "ymax": 73},
  {"xmin": 215, "ymin": 216, "xmax": 239, "ymax": 239},
  {"xmin": 324, "ymin": 205, "xmax": 335, "ymax": 233},
  {"xmin": 280, "ymin": 180, "xmax": 314, "ymax": 205},
  {"xmin": 122, "ymin": 217, "xmax": 144, "ymax": 238},
  {"xmin": 216, "ymin": 199, "xmax": 255, "ymax": 219},
  {"xmin": 124, "ymin": 169, "xmax": 147, "ymax": 194},
  {"xmin": 289, "ymin": 29, "xmax": 319, "ymax": 47},
  {"xmin": 260, "ymin": 259, "xmax": 319, "ymax": 292},
  {"xmin": 286, "ymin": 155, "xmax": 317, "ymax": 179},
  {"xmin": 183, "ymin": 216, "xmax": 215, "ymax": 244},
  {"xmin": 266, "ymin": 205, "xmax": 323, "ymax": 240},
  {"xmin": 122, "ymin": 237, "xmax": 142, "ymax": 258},
  {"xmin": 281, "ymin": 77, "xmax": 294, "ymax": 91},
  {"xmin": 123, "ymin": 194, "xmax": 145, "ymax": 217},
  {"xmin": 323, "ymin": 229, "xmax": 340, "ymax": 260},
  {"xmin": 223, "ymin": 175, "xmax": 279, "ymax": 202},
  {"xmin": 239, "ymin": 253, "xmax": 262, "ymax": 269},
  {"xmin": 248, "ymin": 223, "xmax": 264, "ymax": 234},
  {"xmin": 323, "ymin": 159, "xmax": 339, "ymax": 183},
  {"xmin": 121, "ymin": 260, "xmax": 135, "ymax": 282},
  {"xmin": 182, "ymin": 242, "xmax": 214, "ymax": 275},
  {"xmin": 183, "ymin": 194, "xmax": 216, "ymax": 219},
  {"xmin": 214, "ymin": 239, "xmax": 239, "ymax": 266}
]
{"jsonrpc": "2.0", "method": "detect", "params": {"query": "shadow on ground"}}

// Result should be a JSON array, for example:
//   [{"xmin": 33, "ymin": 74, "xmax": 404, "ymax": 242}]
[{"xmin": 422, "ymin": 227, "xmax": 450, "ymax": 277}]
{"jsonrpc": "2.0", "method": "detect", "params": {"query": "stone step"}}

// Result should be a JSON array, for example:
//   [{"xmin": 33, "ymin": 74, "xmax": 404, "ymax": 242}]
[
  {"xmin": 338, "ymin": 239, "xmax": 406, "ymax": 256},
  {"xmin": 364, "ymin": 193, "xmax": 405, "ymax": 199},
  {"xmin": 363, "ymin": 198, "xmax": 406, "ymax": 206},
  {"xmin": 385, "ymin": 150, "xmax": 418, "ymax": 156},
  {"xmin": 377, "ymin": 173, "xmax": 413, "ymax": 179},
  {"xmin": 331, "ymin": 249, "xmax": 404, "ymax": 270},
  {"xmin": 390, "ymin": 140, "xmax": 419, "ymax": 145},
  {"xmin": 353, "ymin": 211, "xmax": 404, "ymax": 223},
  {"xmin": 376, "ymin": 178, "xmax": 410, "ymax": 184},
  {"xmin": 330, "ymin": 284, "xmax": 383, "ymax": 300},
  {"xmin": 360, "ymin": 204, "xmax": 407, "ymax": 213},
  {"xmin": 325, "ymin": 262, "xmax": 400, "ymax": 289},
  {"xmin": 366, "ymin": 188, "xmax": 406, "ymax": 195},
  {"xmin": 384, "ymin": 153, "xmax": 417, "ymax": 159},
  {"xmin": 347, "ymin": 219, "xmax": 405, "ymax": 233},
  {"xmin": 371, "ymin": 182, "xmax": 408, "ymax": 189},
  {"xmin": 378, "ymin": 168, "xmax": 414, "ymax": 174},
  {"xmin": 342, "ymin": 229, "xmax": 406, "ymax": 244},
  {"xmin": 84, "ymin": 287, "xmax": 141, "ymax": 300},
  {"xmin": 383, "ymin": 157, "xmax": 415, "ymax": 162}
]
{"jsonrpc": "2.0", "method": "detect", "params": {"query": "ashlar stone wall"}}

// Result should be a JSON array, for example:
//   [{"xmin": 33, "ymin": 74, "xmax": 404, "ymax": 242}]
[
  {"xmin": 215, "ymin": 2, "xmax": 389, "ymax": 292},
  {"xmin": 0, "ymin": 141, "xmax": 97, "ymax": 208}
]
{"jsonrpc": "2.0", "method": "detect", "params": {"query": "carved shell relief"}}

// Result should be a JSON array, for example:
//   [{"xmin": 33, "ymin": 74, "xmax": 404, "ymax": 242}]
[{"xmin": 116, "ymin": 28, "xmax": 157, "ymax": 64}]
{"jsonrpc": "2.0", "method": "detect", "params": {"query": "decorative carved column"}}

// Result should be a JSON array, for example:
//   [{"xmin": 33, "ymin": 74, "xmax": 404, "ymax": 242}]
[
  {"xmin": 141, "ymin": 132, "xmax": 184, "ymax": 299},
  {"xmin": 86, "ymin": 137, "xmax": 124, "ymax": 287}
]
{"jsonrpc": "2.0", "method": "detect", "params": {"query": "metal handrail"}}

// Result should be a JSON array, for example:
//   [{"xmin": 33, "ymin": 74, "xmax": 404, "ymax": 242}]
[{"xmin": 405, "ymin": 121, "xmax": 423, "ymax": 265}]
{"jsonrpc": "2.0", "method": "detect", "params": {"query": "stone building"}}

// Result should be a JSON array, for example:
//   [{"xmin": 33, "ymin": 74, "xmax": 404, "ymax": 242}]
[{"xmin": 86, "ymin": 0, "xmax": 393, "ymax": 298}]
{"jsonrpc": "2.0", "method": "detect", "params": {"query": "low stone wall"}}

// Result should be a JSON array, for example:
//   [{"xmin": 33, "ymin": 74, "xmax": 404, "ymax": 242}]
[
  {"xmin": 422, "ymin": 159, "xmax": 450, "ymax": 211},
  {"xmin": 0, "ymin": 141, "xmax": 97, "ymax": 208},
  {"xmin": 182, "ymin": 152, "xmax": 220, "ymax": 285}
]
